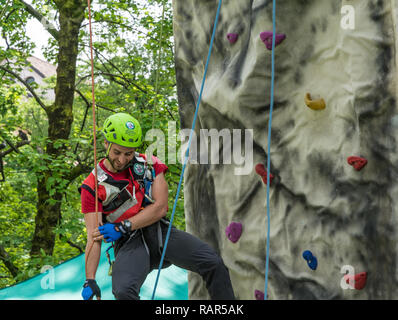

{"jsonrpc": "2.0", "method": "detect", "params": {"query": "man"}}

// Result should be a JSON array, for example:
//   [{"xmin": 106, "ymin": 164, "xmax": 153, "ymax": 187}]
[{"xmin": 80, "ymin": 112, "xmax": 235, "ymax": 300}]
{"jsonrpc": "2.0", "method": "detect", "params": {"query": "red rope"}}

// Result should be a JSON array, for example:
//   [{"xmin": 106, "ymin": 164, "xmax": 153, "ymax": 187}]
[
  {"xmin": 87, "ymin": 0, "xmax": 98, "ymax": 219},
  {"xmin": 85, "ymin": 0, "xmax": 100, "ymax": 300}
]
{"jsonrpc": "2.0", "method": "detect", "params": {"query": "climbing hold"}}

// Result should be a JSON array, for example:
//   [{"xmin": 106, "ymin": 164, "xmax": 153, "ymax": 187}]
[
  {"xmin": 343, "ymin": 272, "xmax": 367, "ymax": 290},
  {"xmin": 254, "ymin": 289, "xmax": 264, "ymax": 300},
  {"xmin": 260, "ymin": 31, "xmax": 286, "ymax": 50},
  {"xmin": 226, "ymin": 33, "xmax": 239, "ymax": 44},
  {"xmin": 302, "ymin": 250, "xmax": 318, "ymax": 270},
  {"xmin": 225, "ymin": 222, "xmax": 242, "ymax": 243},
  {"xmin": 304, "ymin": 93, "xmax": 326, "ymax": 110},
  {"xmin": 347, "ymin": 156, "xmax": 368, "ymax": 171},
  {"xmin": 255, "ymin": 163, "xmax": 274, "ymax": 186}
]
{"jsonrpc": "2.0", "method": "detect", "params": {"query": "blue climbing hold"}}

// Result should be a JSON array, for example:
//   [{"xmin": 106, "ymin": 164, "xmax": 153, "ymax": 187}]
[{"xmin": 302, "ymin": 250, "xmax": 318, "ymax": 270}]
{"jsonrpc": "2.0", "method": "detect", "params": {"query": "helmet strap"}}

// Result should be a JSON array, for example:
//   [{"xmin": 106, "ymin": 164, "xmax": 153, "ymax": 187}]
[
  {"xmin": 105, "ymin": 142, "xmax": 112, "ymax": 158},
  {"xmin": 105, "ymin": 142, "xmax": 117, "ymax": 172}
]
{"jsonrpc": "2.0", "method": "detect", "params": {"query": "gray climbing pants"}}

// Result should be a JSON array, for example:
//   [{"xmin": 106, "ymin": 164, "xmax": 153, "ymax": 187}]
[{"xmin": 111, "ymin": 220, "xmax": 235, "ymax": 300}]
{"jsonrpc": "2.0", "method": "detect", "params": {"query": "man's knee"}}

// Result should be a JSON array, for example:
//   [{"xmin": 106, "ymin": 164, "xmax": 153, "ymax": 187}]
[
  {"xmin": 200, "ymin": 254, "xmax": 235, "ymax": 299},
  {"xmin": 211, "ymin": 254, "xmax": 225, "ymax": 268},
  {"xmin": 213, "ymin": 256, "xmax": 230, "ymax": 275},
  {"xmin": 113, "ymin": 283, "xmax": 140, "ymax": 300},
  {"xmin": 198, "ymin": 250, "xmax": 228, "ymax": 274}
]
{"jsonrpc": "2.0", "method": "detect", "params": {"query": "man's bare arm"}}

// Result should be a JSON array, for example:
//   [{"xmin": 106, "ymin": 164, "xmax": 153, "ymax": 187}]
[{"xmin": 84, "ymin": 212, "xmax": 102, "ymax": 279}]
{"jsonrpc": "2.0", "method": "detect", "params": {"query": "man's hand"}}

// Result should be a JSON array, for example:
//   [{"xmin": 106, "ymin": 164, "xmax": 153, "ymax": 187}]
[
  {"xmin": 98, "ymin": 223, "xmax": 123, "ymax": 242},
  {"xmin": 82, "ymin": 279, "xmax": 101, "ymax": 300},
  {"xmin": 92, "ymin": 227, "xmax": 105, "ymax": 242}
]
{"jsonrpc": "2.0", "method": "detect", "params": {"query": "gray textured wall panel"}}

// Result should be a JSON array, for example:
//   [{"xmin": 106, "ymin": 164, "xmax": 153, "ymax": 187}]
[{"xmin": 172, "ymin": 0, "xmax": 398, "ymax": 299}]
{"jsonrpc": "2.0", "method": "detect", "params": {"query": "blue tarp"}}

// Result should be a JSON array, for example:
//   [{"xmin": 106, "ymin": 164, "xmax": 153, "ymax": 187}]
[{"xmin": 0, "ymin": 245, "xmax": 188, "ymax": 300}]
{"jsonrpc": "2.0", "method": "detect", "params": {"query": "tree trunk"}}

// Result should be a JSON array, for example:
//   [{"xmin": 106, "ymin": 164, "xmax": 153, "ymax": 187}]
[{"xmin": 30, "ymin": 0, "xmax": 87, "ymax": 257}]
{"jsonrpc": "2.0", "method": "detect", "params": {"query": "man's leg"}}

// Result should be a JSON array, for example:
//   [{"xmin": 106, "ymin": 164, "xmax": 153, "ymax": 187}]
[
  {"xmin": 164, "ymin": 227, "xmax": 235, "ymax": 300},
  {"xmin": 112, "ymin": 232, "xmax": 150, "ymax": 300}
]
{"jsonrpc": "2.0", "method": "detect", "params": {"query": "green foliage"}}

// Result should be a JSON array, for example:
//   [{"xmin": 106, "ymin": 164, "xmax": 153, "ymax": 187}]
[
  {"xmin": 0, "ymin": 177, "xmax": 36, "ymax": 287},
  {"xmin": 0, "ymin": 0, "xmax": 186, "ymax": 291}
]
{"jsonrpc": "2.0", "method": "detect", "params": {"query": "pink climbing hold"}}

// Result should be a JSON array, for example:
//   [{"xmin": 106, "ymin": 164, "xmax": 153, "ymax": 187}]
[
  {"xmin": 347, "ymin": 156, "xmax": 368, "ymax": 171},
  {"xmin": 260, "ymin": 31, "xmax": 286, "ymax": 50},
  {"xmin": 225, "ymin": 222, "xmax": 242, "ymax": 243},
  {"xmin": 255, "ymin": 163, "xmax": 274, "ymax": 186},
  {"xmin": 227, "ymin": 33, "xmax": 238, "ymax": 44},
  {"xmin": 343, "ymin": 272, "xmax": 367, "ymax": 290},
  {"xmin": 254, "ymin": 289, "xmax": 264, "ymax": 300}
]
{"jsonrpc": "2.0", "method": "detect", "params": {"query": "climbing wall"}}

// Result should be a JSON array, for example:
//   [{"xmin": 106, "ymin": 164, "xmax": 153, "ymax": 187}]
[{"xmin": 172, "ymin": 0, "xmax": 398, "ymax": 299}]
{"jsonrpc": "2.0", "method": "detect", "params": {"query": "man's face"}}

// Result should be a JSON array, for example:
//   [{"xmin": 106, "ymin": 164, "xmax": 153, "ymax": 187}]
[{"xmin": 105, "ymin": 141, "xmax": 136, "ymax": 172}]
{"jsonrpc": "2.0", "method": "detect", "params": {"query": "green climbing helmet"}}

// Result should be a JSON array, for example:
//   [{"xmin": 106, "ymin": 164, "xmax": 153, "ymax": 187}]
[{"xmin": 102, "ymin": 113, "xmax": 143, "ymax": 148}]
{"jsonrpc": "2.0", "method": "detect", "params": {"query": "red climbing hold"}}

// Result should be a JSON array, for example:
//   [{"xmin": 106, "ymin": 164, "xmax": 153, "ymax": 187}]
[
  {"xmin": 227, "ymin": 33, "xmax": 238, "ymax": 44},
  {"xmin": 260, "ymin": 31, "xmax": 286, "ymax": 50},
  {"xmin": 343, "ymin": 272, "xmax": 367, "ymax": 290},
  {"xmin": 347, "ymin": 156, "xmax": 368, "ymax": 171},
  {"xmin": 255, "ymin": 163, "xmax": 274, "ymax": 186},
  {"xmin": 225, "ymin": 222, "xmax": 242, "ymax": 243}
]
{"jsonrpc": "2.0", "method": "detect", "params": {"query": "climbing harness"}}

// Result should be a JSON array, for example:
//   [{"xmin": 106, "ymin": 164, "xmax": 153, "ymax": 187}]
[
  {"xmin": 150, "ymin": 0, "xmax": 223, "ymax": 300},
  {"xmin": 80, "ymin": 165, "xmax": 136, "ymax": 222},
  {"xmin": 105, "ymin": 245, "xmax": 114, "ymax": 276},
  {"xmin": 143, "ymin": 167, "xmax": 156, "ymax": 206},
  {"xmin": 79, "ymin": 153, "xmax": 155, "ymax": 223}
]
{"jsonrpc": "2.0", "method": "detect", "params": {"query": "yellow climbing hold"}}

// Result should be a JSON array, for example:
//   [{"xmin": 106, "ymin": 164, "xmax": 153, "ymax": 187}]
[{"xmin": 305, "ymin": 93, "xmax": 326, "ymax": 110}]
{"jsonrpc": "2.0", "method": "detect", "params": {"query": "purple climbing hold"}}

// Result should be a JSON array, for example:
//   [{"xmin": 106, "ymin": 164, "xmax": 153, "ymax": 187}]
[
  {"xmin": 225, "ymin": 222, "xmax": 242, "ymax": 243},
  {"xmin": 227, "ymin": 33, "xmax": 239, "ymax": 44},
  {"xmin": 260, "ymin": 31, "xmax": 286, "ymax": 50},
  {"xmin": 254, "ymin": 289, "xmax": 264, "ymax": 300}
]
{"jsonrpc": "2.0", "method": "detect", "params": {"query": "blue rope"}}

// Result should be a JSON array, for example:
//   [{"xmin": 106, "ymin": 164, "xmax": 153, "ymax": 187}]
[
  {"xmin": 151, "ymin": 0, "xmax": 223, "ymax": 300},
  {"xmin": 264, "ymin": 0, "xmax": 277, "ymax": 300}
]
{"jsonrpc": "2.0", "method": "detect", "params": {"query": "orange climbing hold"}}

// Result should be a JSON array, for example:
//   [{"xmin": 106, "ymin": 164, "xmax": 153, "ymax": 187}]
[
  {"xmin": 343, "ymin": 272, "xmax": 367, "ymax": 290},
  {"xmin": 347, "ymin": 156, "xmax": 367, "ymax": 171},
  {"xmin": 255, "ymin": 163, "xmax": 274, "ymax": 186},
  {"xmin": 304, "ymin": 93, "xmax": 326, "ymax": 110}
]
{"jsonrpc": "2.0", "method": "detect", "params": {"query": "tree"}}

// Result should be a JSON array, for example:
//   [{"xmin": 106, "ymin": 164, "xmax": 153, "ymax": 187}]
[{"xmin": 0, "ymin": 0, "xmax": 182, "ymax": 286}]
